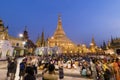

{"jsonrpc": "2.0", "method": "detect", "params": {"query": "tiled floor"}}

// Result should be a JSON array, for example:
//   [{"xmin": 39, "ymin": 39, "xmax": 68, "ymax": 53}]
[{"xmin": 37, "ymin": 76, "xmax": 93, "ymax": 80}]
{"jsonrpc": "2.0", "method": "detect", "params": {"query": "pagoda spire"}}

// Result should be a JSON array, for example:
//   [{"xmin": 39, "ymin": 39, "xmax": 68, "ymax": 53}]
[
  {"xmin": 111, "ymin": 35, "xmax": 114, "ymax": 44},
  {"xmin": 102, "ymin": 40, "xmax": 107, "ymax": 50},
  {"xmin": 36, "ymin": 33, "xmax": 41, "ymax": 47},
  {"xmin": 41, "ymin": 30, "xmax": 45, "ymax": 47},
  {"xmin": 91, "ymin": 36, "xmax": 96, "ymax": 46},
  {"xmin": 23, "ymin": 26, "xmax": 29, "ymax": 40},
  {"xmin": 0, "ymin": 19, "xmax": 4, "ymax": 31},
  {"xmin": 25, "ymin": 26, "xmax": 27, "ymax": 31},
  {"xmin": 54, "ymin": 14, "xmax": 66, "ymax": 38},
  {"xmin": 57, "ymin": 14, "xmax": 63, "ymax": 30}
]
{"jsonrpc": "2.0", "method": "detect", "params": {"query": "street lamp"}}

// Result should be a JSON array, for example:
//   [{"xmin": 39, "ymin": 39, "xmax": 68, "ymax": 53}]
[
  {"xmin": 19, "ymin": 33, "xmax": 23, "ymax": 38},
  {"xmin": 19, "ymin": 33, "xmax": 25, "ymax": 48}
]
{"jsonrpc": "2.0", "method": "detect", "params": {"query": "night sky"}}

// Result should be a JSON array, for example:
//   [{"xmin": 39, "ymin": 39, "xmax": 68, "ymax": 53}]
[{"xmin": 0, "ymin": 0, "xmax": 120, "ymax": 46}]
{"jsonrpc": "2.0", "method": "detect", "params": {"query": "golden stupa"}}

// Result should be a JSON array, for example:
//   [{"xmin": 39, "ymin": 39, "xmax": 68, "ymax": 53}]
[{"xmin": 48, "ymin": 15, "xmax": 77, "ymax": 53}]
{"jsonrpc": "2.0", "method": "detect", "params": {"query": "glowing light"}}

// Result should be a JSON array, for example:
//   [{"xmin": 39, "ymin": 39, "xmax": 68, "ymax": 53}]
[
  {"xmin": 82, "ymin": 44, "xmax": 85, "ymax": 47},
  {"xmin": 22, "ymin": 41, "xmax": 26, "ymax": 45},
  {"xmin": 90, "ymin": 43, "xmax": 93, "ymax": 46},
  {"xmin": 19, "ymin": 33, "xmax": 23, "ymax": 38},
  {"xmin": 51, "ymin": 37, "xmax": 54, "ymax": 39}
]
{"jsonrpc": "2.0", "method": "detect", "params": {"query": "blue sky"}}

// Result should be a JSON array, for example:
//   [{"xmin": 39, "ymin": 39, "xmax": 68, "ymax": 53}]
[{"xmin": 0, "ymin": 0, "xmax": 120, "ymax": 46}]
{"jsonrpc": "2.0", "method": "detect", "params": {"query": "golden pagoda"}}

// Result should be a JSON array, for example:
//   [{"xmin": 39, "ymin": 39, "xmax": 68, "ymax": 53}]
[
  {"xmin": 48, "ymin": 15, "xmax": 76, "ymax": 53},
  {"xmin": 89, "ymin": 37, "xmax": 98, "ymax": 53},
  {"xmin": 36, "ymin": 34, "xmax": 41, "ymax": 47},
  {"xmin": 36, "ymin": 31, "xmax": 46, "ymax": 47}
]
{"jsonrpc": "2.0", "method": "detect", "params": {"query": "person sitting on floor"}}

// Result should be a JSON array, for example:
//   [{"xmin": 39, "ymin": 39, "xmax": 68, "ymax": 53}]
[{"xmin": 42, "ymin": 64, "xmax": 58, "ymax": 80}]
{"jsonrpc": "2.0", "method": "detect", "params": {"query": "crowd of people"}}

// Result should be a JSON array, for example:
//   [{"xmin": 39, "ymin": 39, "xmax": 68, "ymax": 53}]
[
  {"xmin": 6, "ymin": 56, "xmax": 38, "ymax": 80},
  {"xmin": 38, "ymin": 53, "xmax": 120, "ymax": 80},
  {"xmin": 6, "ymin": 53, "xmax": 120, "ymax": 80}
]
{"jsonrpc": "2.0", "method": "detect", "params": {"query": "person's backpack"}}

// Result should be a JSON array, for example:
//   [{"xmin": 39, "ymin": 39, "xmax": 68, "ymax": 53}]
[{"xmin": 20, "ymin": 63, "xmax": 25, "ymax": 70}]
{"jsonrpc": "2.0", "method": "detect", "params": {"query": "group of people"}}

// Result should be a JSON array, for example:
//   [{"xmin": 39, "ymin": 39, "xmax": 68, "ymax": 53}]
[
  {"xmin": 19, "ymin": 56, "xmax": 38, "ymax": 80},
  {"xmin": 80, "ymin": 57, "xmax": 120, "ymax": 80},
  {"xmin": 37, "ymin": 53, "xmax": 120, "ymax": 80},
  {"xmin": 6, "ymin": 53, "xmax": 120, "ymax": 80},
  {"xmin": 6, "ymin": 56, "xmax": 38, "ymax": 80},
  {"xmin": 7, "ymin": 55, "xmax": 64, "ymax": 80}
]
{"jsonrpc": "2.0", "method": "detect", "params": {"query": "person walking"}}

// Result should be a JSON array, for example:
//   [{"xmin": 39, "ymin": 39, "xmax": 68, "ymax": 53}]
[
  {"xmin": 112, "ymin": 59, "xmax": 120, "ymax": 80},
  {"xmin": 9, "ymin": 58, "xmax": 17, "ymax": 80},
  {"xmin": 6, "ymin": 56, "xmax": 11, "ymax": 79},
  {"xmin": 58, "ymin": 58, "xmax": 64, "ymax": 80},
  {"xmin": 102, "ymin": 59, "xmax": 111, "ymax": 80},
  {"xmin": 59, "ymin": 66, "xmax": 64, "ymax": 80},
  {"xmin": 90, "ymin": 59, "xmax": 97, "ymax": 80},
  {"xmin": 32, "ymin": 56, "xmax": 38, "ymax": 76},
  {"xmin": 19, "ymin": 59, "xmax": 26, "ymax": 80}
]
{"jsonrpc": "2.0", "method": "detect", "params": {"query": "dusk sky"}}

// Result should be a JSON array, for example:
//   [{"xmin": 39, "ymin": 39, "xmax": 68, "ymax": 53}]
[{"xmin": 0, "ymin": 0, "xmax": 120, "ymax": 46}]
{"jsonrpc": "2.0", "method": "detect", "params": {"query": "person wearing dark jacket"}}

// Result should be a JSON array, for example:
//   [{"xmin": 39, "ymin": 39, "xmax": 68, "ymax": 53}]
[
  {"xmin": 24, "ymin": 63, "xmax": 35, "ymax": 80},
  {"xmin": 9, "ymin": 59, "xmax": 17, "ymax": 80},
  {"xmin": 7, "ymin": 56, "xmax": 11, "ymax": 78},
  {"xmin": 19, "ymin": 60, "xmax": 26, "ymax": 80}
]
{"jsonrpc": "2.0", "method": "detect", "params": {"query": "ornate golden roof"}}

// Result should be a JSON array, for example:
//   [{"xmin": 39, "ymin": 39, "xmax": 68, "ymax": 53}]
[
  {"xmin": 90, "ymin": 36, "xmax": 96, "ymax": 46},
  {"xmin": 53, "ymin": 15, "xmax": 66, "ymax": 38},
  {"xmin": 50, "ymin": 15, "xmax": 75, "ymax": 43},
  {"xmin": 48, "ymin": 15, "xmax": 76, "ymax": 53}
]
